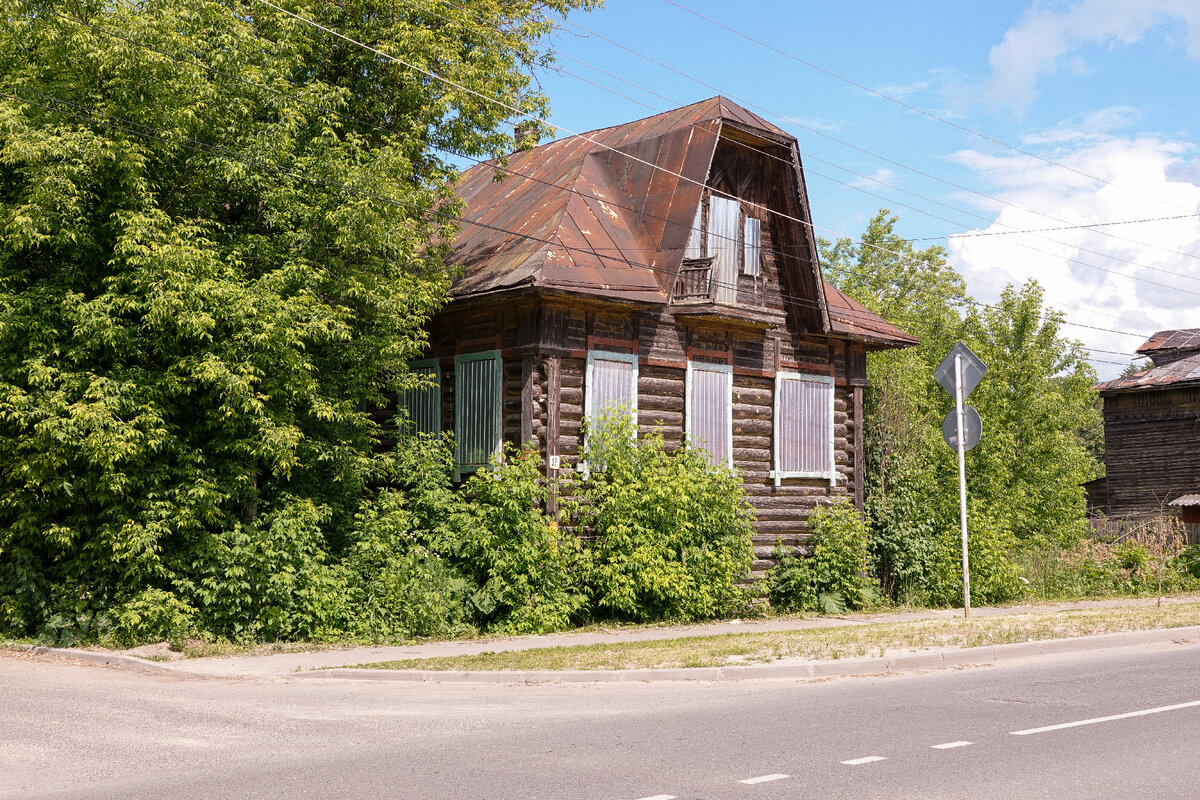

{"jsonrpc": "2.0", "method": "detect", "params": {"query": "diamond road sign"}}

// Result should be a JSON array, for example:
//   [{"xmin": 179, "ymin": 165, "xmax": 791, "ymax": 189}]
[
  {"xmin": 934, "ymin": 341, "xmax": 987, "ymax": 399},
  {"xmin": 942, "ymin": 405, "xmax": 982, "ymax": 451}
]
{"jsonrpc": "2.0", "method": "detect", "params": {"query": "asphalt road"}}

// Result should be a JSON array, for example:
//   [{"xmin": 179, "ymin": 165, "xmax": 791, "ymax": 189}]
[{"xmin": 3, "ymin": 641, "xmax": 1199, "ymax": 799}]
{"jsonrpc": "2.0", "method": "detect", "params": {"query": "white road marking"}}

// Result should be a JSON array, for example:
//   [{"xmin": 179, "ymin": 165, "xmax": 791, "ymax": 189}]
[
  {"xmin": 931, "ymin": 741, "xmax": 973, "ymax": 749},
  {"xmin": 738, "ymin": 774, "xmax": 789, "ymax": 784},
  {"xmin": 841, "ymin": 756, "xmax": 887, "ymax": 765},
  {"xmin": 1011, "ymin": 700, "xmax": 1200, "ymax": 736},
  {"xmin": 635, "ymin": 795, "xmax": 676, "ymax": 800}
]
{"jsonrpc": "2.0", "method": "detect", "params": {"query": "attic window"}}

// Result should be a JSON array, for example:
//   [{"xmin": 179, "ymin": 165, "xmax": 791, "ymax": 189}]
[{"xmin": 682, "ymin": 194, "xmax": 762, "ymax": 301}]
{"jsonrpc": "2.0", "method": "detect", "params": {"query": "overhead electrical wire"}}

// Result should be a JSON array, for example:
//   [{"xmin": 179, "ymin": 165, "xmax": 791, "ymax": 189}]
[
  {"xmin": 391, "ymin": 0, "xmax": 1200, "ymax": 329},
  {"xmin": 553, "ymin": 9, "xmax": 1200, "ymax": 270},
  {"xmin": 258, "ymin": 0, "xmax": 1195, "ymax": 304},
  {"xmin": 3, "ymin": 83, "xmax": 1143, "ymax": 370},
  {"xmin": 189, "ymin": 1, "xmax": 1179, "ymax": 348},
  {"xmin": 658, "ymin": 0, "xmax": 1197, "ymax": 216},
  {"xmin": 9, "ymin": 3, "xmax": 1154, "ymax": 366},
  {"xmin": 543, "ymin": 53, "xmax": 1200, "ymax": 307}
]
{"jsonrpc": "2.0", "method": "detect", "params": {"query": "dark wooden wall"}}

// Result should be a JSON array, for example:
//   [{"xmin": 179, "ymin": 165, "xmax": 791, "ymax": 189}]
[
  {"xmin": 1102, "ymin": 386, "xmax": 1200, "ymax": 515},
  {"xmin": 428, "ymin": 297, "xmax": 868, "ymax": 574}
]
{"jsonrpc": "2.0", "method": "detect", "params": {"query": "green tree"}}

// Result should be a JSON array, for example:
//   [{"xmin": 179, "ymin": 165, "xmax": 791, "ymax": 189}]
[
  {"xmin": 0, "ymin": 0, "xmax": 595, "ymax": 642},
  {"xmin": 822, "ymin": 211, "xmax": 1101, "ymax": 606}
]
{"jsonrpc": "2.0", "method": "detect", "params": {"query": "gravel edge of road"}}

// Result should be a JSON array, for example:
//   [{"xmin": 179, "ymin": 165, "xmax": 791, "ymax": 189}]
[
  {"xmin": 8, "ymin": 626, "xmax": 1200, "ymax": 685},
  {"xmin": 303, "ymin": 626, "xmax": 1200, "ymax": 684}
]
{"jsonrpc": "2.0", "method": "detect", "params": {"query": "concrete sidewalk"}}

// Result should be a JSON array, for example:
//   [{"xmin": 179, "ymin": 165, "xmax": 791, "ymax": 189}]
[{"xmin": 12, "ymin": 595, "xmax": 1200, "ymax": 683}]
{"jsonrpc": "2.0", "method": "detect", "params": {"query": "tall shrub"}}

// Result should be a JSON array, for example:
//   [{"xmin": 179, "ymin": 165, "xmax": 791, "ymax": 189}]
[
  {"xmin": 0, "ymin": 0, "xmax": 597, "ymax": 642},
  {"xmin": 570, "ymin": 417, "xmax": 755, "ymax": 622}
]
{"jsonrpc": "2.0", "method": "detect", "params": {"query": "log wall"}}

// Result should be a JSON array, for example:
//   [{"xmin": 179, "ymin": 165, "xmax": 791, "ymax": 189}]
[
  {"xmin": 428, "ymin": 297, "xmax": 869, "ymax": 574},
  {"xmin": 1102, "ymin": 386, "xmax": 1200, "ymax": 515}
]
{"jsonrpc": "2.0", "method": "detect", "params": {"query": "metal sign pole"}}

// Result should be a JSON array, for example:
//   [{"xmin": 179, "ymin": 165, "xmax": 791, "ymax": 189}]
[{"xmin": 955, "ymin": 354, "xmax": 971, "ymax": 619}]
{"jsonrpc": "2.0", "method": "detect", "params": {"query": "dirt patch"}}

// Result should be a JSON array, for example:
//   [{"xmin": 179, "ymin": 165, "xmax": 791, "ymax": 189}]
[{"xmin": 119, "ymin": 641, "xmax": 187, "ymax": 662}]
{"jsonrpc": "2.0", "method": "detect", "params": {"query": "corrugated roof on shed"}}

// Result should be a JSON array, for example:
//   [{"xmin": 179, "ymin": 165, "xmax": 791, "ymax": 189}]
[
  {"xmin": 1096, "ymin": 328, "xmax": 1200, "ymax": 393},
  {"xmin": 1136, "ymin": 328, "xmax": 1200, "ymax": 359}
]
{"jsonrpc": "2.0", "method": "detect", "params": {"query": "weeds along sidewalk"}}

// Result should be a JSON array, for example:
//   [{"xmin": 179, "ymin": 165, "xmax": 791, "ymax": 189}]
[{"xmin": 55, "ymin": 594, "xmax": 1196, "ymax": 680}]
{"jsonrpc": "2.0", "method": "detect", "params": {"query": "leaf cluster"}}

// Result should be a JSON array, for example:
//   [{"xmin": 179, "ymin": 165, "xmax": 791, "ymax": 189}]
[
  {"xmin": 0, "ymin": 0, "xmax": 597, "ymax": 643},
  {"xmin": 822, "ymin": 211, "xmax": 1103, "ymax": 607}
]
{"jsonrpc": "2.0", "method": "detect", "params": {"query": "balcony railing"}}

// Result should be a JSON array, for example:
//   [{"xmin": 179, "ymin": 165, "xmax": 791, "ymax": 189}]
[{"xmin": 671, "ymin": 257, "xmax": 715, "ymax": 302}]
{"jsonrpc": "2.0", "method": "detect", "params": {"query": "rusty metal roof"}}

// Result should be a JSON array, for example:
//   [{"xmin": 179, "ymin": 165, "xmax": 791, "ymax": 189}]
[
  {"xmin": 447, "ymin": 96, "xmax": 913, "ymax": 346},
  {"xmin": 1096, "ymin": 352, "xmax": 1200, "ymax": 393},
  {"xmin": 1097, "ymin": 328, "xmax": 1200, "ymax": 393},
  {"xmin": 1136, "ymin": 328, "xmax": 1200, "ymax": 358},
  {"xmin": 823, "ymin": 281, "xmax": 919, "ymax": 348}
]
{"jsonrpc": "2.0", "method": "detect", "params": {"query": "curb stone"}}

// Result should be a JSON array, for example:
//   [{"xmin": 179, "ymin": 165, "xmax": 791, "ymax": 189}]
[
  {"xmin": 290, "ymin": 626, "xmax": 1200, "ymax": 685},
  {"xmin": 4, "ymin": 643, "xmax": 174, "ymax": 673}
]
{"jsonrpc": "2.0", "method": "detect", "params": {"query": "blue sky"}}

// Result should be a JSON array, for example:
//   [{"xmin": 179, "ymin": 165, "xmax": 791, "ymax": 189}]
[{"xmin": 531, "ymin": 0, "xmax": 1200, "ymax": 377}]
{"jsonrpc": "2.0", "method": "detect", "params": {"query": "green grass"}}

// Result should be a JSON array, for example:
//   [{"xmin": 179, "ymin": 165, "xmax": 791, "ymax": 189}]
[{"xmin": 340, "ymin": 602, "xmax": 1200, "ymax": 672}]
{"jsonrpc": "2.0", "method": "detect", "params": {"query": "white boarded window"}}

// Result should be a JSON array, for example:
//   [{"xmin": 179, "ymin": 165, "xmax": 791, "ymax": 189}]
[
  {"xmin": 585, "ymin": 350, "xmax": 638, "ymax": 436},
  {"xmin": 454, "ymin": 350, "xmax": 502, "ymax": 478},
  {"xmin": 773, "ymin": 372, "xmax": 835, "ymax": 485},
  {"xmin": 399, "ymin": 358, "xmax": 440, "ymax": 437},
  {"xmin": 684, "ymin": 202, "xmax": 703, "ymax": 259},
  {"xmin": 743, "ymin": 216, "xmax": 761, "ymax": 276},
  {"xmin": 707, "ymin": 195, "xmax": 739, "ymax": 304},
  {"xmin": 686, "ymin": 361, "xmax": 733, "ymax": 467}
]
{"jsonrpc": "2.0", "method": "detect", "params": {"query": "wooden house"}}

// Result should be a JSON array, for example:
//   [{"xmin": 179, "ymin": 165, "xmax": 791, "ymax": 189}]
[
  {"xmin": 1089, "ymin": 328, "xmax": 1200, "ymax": 538},
  {"xmin": 403, "ymin": 97, "xmax": 916, "ymax": 569}
]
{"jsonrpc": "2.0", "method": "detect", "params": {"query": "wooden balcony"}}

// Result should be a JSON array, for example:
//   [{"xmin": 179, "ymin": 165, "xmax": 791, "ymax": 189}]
[{"xmin": 671, "ymin": 258, "xmax": 716, "ymax": 302}]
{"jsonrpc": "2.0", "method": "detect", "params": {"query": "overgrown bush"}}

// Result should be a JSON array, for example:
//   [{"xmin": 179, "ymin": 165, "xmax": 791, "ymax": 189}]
[
  {"xmin": 343, "ymin": 488, "xmax": 472, "ymax": 640},
  {"xmin": 931, "ymin": 510, "xmax": 1022, "ymax": 606},
  {"xmin": 1016, "ymin": 515, "xmax": 1199, "ymax": 601},
  {"xmin": 570, "ymin": 416, "xmax": 754, "ymax": 622},
  {"xmin": 769, "ymin": 499, "xmax": 878, "ymax": 614},
  {"xmin": 455, "ymin": 445, "xmax": 584, "ymax": 634}
]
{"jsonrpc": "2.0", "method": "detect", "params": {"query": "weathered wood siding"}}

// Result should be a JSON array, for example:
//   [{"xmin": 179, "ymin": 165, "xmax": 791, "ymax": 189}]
[
  {"xmin": 1102, "ymin": 386, "xmax": 1200, "ymax": 515},
  {"xmin": 428, "ymin": 298, "xmax": 867, "ymax": 575}
]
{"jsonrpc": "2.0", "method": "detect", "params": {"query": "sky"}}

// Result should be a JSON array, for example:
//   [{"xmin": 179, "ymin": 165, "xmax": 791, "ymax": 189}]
[{"xmin": 529, "ymin": 0, "xmax": 1200, "ymax": 378}]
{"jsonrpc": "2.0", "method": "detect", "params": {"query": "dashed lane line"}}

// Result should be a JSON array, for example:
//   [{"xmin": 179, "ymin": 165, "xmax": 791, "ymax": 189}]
[
  {"xmin": 931, "ymin": 741, "xmax": 973, "ymax": 749},
  {"xmin": 841, "ymin": 756, "xmax": 887, "ymax": 765},
  {"xmin": 1010, "ymin": 700, "xmax": 1200, "ymax": 736},
  {"xmin": 738, "ymin": 774, "xmax": 790, "ymax": 784},
  {"xmin": 634, "ymin": 795, "xmax": 676, "ymax": 800}
]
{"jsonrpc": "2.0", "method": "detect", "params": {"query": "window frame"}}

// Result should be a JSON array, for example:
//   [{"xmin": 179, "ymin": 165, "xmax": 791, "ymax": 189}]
[
  {"xmin": 454, "ymin": 349, "xmax": 503, "ymax": 480},
  {"xmin": 399, "ymin": 357, "xmax": 442, "ymax": 437},
  {"xmin": 685, "ymin": 360, "xmax": 734, "ymax": 468},
  {"xmin": 584, "ymin": 350, "xmax": 639, "ymax": 433},
  {"xmin": 772, "ymin": 371, "xmax": 836, "ymax": 486},
  {"xmin": 743, "ymin": 216, "xmax": 761, "ymax": 276}
]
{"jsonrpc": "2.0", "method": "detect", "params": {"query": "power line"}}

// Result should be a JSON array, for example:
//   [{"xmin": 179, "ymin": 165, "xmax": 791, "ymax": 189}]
[
  {"xmin": 8, "ymin": 5, "xmax": 1157, "ymax": 371},
  {"xmin": 5, "ymin": 84, "xmax": 1151, "ymax": 361},
  {"xmin": 242, "ymin": 0, "xmax": 1166, "ymax": 351},
  {"xmin": 390, "ymin": 0, "xmax": 1197, "ymax": 329},
  {"xmin": 657, "ymin": 0, "xmax": 1196, "ymax": 215},
  {"xmin": 553, "ymin": 9, "xmax": 1200, "ymax": 271}
]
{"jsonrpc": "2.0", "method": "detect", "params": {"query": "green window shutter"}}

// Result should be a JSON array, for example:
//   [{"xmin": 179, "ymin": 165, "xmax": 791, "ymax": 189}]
[
  {"xmin": 455, "ymin": 350, "xmax": 503, "ymax": 478},
  {"xmin": 399, "ymin": 358, "xmax": 441, "ymax": 437}
]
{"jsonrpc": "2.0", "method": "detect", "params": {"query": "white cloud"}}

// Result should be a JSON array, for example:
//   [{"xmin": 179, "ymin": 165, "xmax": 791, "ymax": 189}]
[
  {"xmin": 947, "ymin": 132, "xmax": 1200, "ymax": 378},
  {"xmin": 986, "ymin": 0, "xmax": 1200, "ymax": 113},
  {"xmin": 778, "ymin": 114, "xmax": 843, "ymax": 133},
  {"xmin": 1020, "ymin": 106, "xmax": 1141, "ymax": 145}
]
